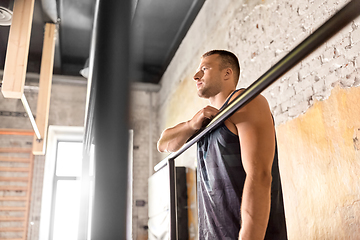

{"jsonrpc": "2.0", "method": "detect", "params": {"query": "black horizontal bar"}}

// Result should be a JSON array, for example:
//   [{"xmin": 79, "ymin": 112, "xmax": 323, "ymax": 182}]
[{"xmin": 154, "ymin": 0, "xmax": 360, "ymax": 172}]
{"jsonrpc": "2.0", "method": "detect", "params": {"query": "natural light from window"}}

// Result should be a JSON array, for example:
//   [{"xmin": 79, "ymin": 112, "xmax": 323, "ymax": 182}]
[
  {"xmin": 53, "ymin": 181, "xmax": 81, "ymax": 240},
  {"xmin": 56, "ymin": 142, "xmax": 83, "ymax": 176},
  {"xmin": 52, "ymin": 141, "xmax": 83, "ymax": 240}
]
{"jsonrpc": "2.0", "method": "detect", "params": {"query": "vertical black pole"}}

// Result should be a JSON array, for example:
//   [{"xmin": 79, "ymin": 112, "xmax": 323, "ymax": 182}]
[
  {"xmin": 91, "ymin": 0, "xmax": 131, "ymax": 239},
  {"xmin": 168, "ymin": 158, "xmax": 178, "ymax": 240}
]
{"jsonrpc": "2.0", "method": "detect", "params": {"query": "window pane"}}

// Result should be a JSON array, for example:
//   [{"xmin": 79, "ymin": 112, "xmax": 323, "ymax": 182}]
[
  {"xmin": 56, "ymin": 141, "xmax": 83, "ymax": 176},
  {"xmin": 53, "ymin": 180, "xmax": 81, "ymax": 240}
]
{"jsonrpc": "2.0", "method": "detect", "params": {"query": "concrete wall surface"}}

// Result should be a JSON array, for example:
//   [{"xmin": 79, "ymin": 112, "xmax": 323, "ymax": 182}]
[
  {"xmin": 277, "ymin": 86, "xmax": 360, "ymax": 239},
  {"xmin": 155, "ymin": 0, "xmax": 360, "ymax": 238}
]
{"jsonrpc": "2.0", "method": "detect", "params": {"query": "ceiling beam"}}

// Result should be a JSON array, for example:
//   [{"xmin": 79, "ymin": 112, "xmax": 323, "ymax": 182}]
[
  {"xmin": 32, "ymin": 23, "xmax": 57, "ymax": 155},
  {"xmin": 1, "ymin": 0, "xmax": 35, "ymax": 99}
]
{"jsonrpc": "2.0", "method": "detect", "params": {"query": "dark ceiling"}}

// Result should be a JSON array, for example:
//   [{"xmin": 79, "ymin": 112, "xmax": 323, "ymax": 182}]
[{"xmin": 0, "ymin": 0, "xmax": 204, "ymax": 84}]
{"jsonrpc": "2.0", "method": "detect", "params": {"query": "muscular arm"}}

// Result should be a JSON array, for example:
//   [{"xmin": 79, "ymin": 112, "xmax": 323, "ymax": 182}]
[
  {"xmin": 157, "ymin": 105, "xmax": 219, "ymax": 153},
  {"xmin": 230, "ymin": 94, "xmax": 275, "ymax": 240}
]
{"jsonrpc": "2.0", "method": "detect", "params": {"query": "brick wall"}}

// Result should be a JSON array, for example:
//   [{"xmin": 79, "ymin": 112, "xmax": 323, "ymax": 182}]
[
  {"xmin": 130, "ymin": 89, "xmax": 159, "ymax": 239},
  {"xmin": 227, "ymin": 0, "xmax": 360, "ymax": 125}
]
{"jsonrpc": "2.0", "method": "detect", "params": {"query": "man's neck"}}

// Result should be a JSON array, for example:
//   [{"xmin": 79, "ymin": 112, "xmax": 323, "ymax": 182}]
[{"xmin": 209, "ymin": 88, "xmax": 236, "ymax": 109}]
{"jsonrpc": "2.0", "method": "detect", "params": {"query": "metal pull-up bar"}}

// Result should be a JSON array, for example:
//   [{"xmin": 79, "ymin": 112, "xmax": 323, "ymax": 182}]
[{"xmin": 154, "ymin": 0, "xmax": 360, "ymax": 239}]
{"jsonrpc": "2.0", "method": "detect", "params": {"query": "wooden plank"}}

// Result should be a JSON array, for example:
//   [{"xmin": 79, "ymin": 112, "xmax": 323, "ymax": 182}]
[
  {"xmin": 0, "ymin": 167, "xmax": 29, "ymax": 172},
  {"xmin": 1, "ymin": 0, "xmax": 35, "ymax": 98},
  {"xmin": 0, "ymin": 185, "xmax": 28, "ymax": 191},
  {"xmin": 0, "ymin": 227, "xmax": 24, "ymax": 232},
  {"xmin": 0, "ymin": 156, "xmax": 31, "ymax": 163},
  {"xmin": 0, "ymin": 196, "xmax": 27, "ymax": 201},
  {"xmin": 0, "ymin": 148, "xmax": 32, "ymax": 153},
  {"xmin": 0, "ymin": 206, "xmax": 26, "ymax": 211},
  {"xmin": 32, "ymin": 23, "xmax": 57, "ymax": 155},
  {"xmin": 0, "ymin": 238, "xmax": 23, "ymax": 240},
  {"xmin": 0, "ymin": 216, "xmax": 25, "ymax": 221},
  {"xmin": 0, "ymin": 239, "xmax": 23, "ymax": 240},
  {"xmin": 0, "ymin": 177, "xmax": 29, "ymax": 182},
  {"xmin": 0, "ymin": 129, "xmax": 34, "ymax": 136}
]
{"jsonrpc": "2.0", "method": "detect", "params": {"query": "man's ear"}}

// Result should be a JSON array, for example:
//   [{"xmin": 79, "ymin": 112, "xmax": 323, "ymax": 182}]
[{"xmin": 223, "ymin": 68, "xmax": 233, "ymax": 80}]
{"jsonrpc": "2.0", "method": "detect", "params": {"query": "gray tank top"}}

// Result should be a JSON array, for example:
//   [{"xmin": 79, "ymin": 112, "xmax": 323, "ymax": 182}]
[{"xmin": 197, "ymin": 90, "xmax": 287, "ymax": 239}]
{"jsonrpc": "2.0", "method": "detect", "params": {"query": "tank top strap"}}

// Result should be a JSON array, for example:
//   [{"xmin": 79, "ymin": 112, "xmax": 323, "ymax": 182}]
[{"xmin": 219, "ymin": 89, "xmax": 241, "ymax": 111}]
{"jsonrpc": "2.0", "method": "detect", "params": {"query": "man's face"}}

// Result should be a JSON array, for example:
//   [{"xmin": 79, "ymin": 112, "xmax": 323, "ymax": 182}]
[{"xmin": 193, "ymin": 54, "xmax": 223, "ymax": 99}]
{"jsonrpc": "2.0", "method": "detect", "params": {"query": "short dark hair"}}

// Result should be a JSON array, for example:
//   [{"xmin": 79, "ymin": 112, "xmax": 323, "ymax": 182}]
[{"xmin": 202, "ymin": 50, "xmax": 240, "ymax": 84}]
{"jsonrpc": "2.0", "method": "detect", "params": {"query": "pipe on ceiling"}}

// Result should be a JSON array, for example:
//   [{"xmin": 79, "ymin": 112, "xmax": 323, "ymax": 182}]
[{"xmin": 40, "ymin": 0, "xmax": 62, "ymax": 72}]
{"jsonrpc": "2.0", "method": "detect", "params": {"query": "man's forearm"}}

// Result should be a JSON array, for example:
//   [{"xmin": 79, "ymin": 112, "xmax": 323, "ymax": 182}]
[
  {"xmin": 239, "ymin": 175, "xmax": 272, "ymax": 240},
  {"xmin": 157, "ymin": 121, "xmax": 197, "ymax": 152}
]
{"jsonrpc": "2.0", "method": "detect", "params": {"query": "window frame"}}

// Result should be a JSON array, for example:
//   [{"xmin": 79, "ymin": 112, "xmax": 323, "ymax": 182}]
[{"xmin": 39, "ymin": 126, "xmax": 88, "ymax": 240}]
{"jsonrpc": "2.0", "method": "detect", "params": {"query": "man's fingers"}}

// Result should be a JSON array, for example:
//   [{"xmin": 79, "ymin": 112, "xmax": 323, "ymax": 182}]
[{"xmin": 203, "ymin": 105, "xmax": 219, "ymax": 118}]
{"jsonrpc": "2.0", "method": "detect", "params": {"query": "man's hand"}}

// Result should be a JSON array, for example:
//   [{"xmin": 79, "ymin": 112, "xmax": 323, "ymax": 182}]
[
  {"xmin": 157, "ymin": 105, "xmax": 219, "ymax": 153},
  {"xmin": 188, "ymin": 105, "xmax": 219, "ymax": 131}
]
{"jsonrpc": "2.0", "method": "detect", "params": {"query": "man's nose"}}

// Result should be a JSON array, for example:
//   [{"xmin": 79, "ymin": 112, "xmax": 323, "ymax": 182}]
[{"xmin": 193, "ymin": 70, "xmax": 202, "ymax": 81}]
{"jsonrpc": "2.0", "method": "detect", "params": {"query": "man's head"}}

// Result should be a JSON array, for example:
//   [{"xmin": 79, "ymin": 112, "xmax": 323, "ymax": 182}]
[
  {"xmin": 202, "ymin": 50, "xmax": 240, "ymax": 85},
  {"xmin": 193, "ymin": 50, "xmax": 240, "ymax": 99}
]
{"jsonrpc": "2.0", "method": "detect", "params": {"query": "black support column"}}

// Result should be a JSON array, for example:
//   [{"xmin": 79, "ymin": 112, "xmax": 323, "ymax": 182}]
[{"xmin": 91, "ymin": 0, "xmax": 131, "ymax": 239}]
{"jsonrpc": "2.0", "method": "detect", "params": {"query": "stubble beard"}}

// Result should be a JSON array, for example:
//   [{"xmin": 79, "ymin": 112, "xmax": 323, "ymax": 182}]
[{"xmin": 197, "ymin": 82, "xmax": 221, "ymax": 99}]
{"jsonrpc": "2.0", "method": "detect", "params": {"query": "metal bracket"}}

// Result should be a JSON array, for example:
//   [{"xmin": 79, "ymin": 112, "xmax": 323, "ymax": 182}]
[{"xmin": 20, "ymin": 94, "xmax": 41, "ymax": 140}]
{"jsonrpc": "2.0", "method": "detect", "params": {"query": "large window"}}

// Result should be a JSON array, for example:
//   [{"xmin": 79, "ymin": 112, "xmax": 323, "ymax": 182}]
[{"xmin": 39, "ymin": 126, "xmax": 94, "ymax": 240}]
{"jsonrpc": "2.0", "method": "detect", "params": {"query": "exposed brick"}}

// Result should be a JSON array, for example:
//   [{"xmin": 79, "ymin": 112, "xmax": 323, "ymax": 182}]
[
  {"xmin": 279, "ymin": 86, "xmax": 296, "ymax": 103},
  {"xmin": 288, "ymin": 74, "xmax": 299, "ymax": 86},
  {"xmin": 290, "ymin": 90, "xmax": 305, "ymax": 106},
  {"xmin": 313, "ymin": 78, "xmax": 326, "ymax": 94},
  {"xmin": 334, "ymin": 55, "xmax": 351, "ymax": 69},
  {"xmin": 309, "ymin": 57, "xmax": 323, "ymax": 72},
  {"xmin": 268, "ymin": 85, "xmax": 281, "ymax": 97},
  {"xmin": 295, "ymin": 75, "xmax": 314, "ymax": 93},
  {"xmin": 297, "ymin": 3, "xmax": 309, "ymax": 16},
  {"xmin": 308, "ymin": 0, "xmax": 325, "ymax": 15},
  {"xmin": 334, "ymin": 64, "xmax": 354, "ymax": 82},
  {"xmin": 303, "ymin": 86, "xmax": 314, "ymax": 100},
  {"xmin": 298, "ymin": 63, "xmax": 311, "ymax": 80},
  {"xmin": 346, "ymin": 41, "xmax": 360, "ymax": 60},
  {"xmin": 322, "ymin": 47, "xmax": 335, "ymax": 63},
  {"xmin": 315, "ymin": 62, "xmax": 330, "ymax": 79},
  {"xmin": 267, "ymin": 96, "xmax": 278, "ymax": 110},
  {"xmin": 285, "ymin": 63, "xmax": 301, "ymax": 80},
  {"xmin": 280, "ymin": 99, "xmax": 293, "ymax": 112},
  {"xmin": 354, "ymin": 77, "xmax": 360, "ymax": 87},
  {"xmin": 340, "ymin": 73, "xmax": 356, "ymax": 88},
  {"xmin": 324, "ymin": 72, "xmax": 340, "ymax": 88},
  {"xmin": 351, "ymin": 26, "xmax": 360, "ymax": 43},
  {"xmin": 288, "ymin": 100, "xmax": 310, "ymax": 117},
  {"xmin": 356, "ymin": 56, "xmax": 360, "ymax": 68},
  {"xmin": 334, "ymin": 46, "xmax": 342, "ymax": 58}
]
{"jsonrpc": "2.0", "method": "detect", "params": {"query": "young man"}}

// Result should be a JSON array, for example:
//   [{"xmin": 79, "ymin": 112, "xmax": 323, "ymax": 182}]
[{"xmin": 157, "ymin": 50, "xmax": 287, "ymax": 240}]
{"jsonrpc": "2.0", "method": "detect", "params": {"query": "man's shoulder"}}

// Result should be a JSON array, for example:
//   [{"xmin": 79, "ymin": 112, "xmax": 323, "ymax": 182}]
[
  {"xmin": 230, "ymin": 89, "xmax": 270, "ymax": 111},
  {"xmin": 228, "ymin": 89, "xmax": 272, "ymax": 124}
]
